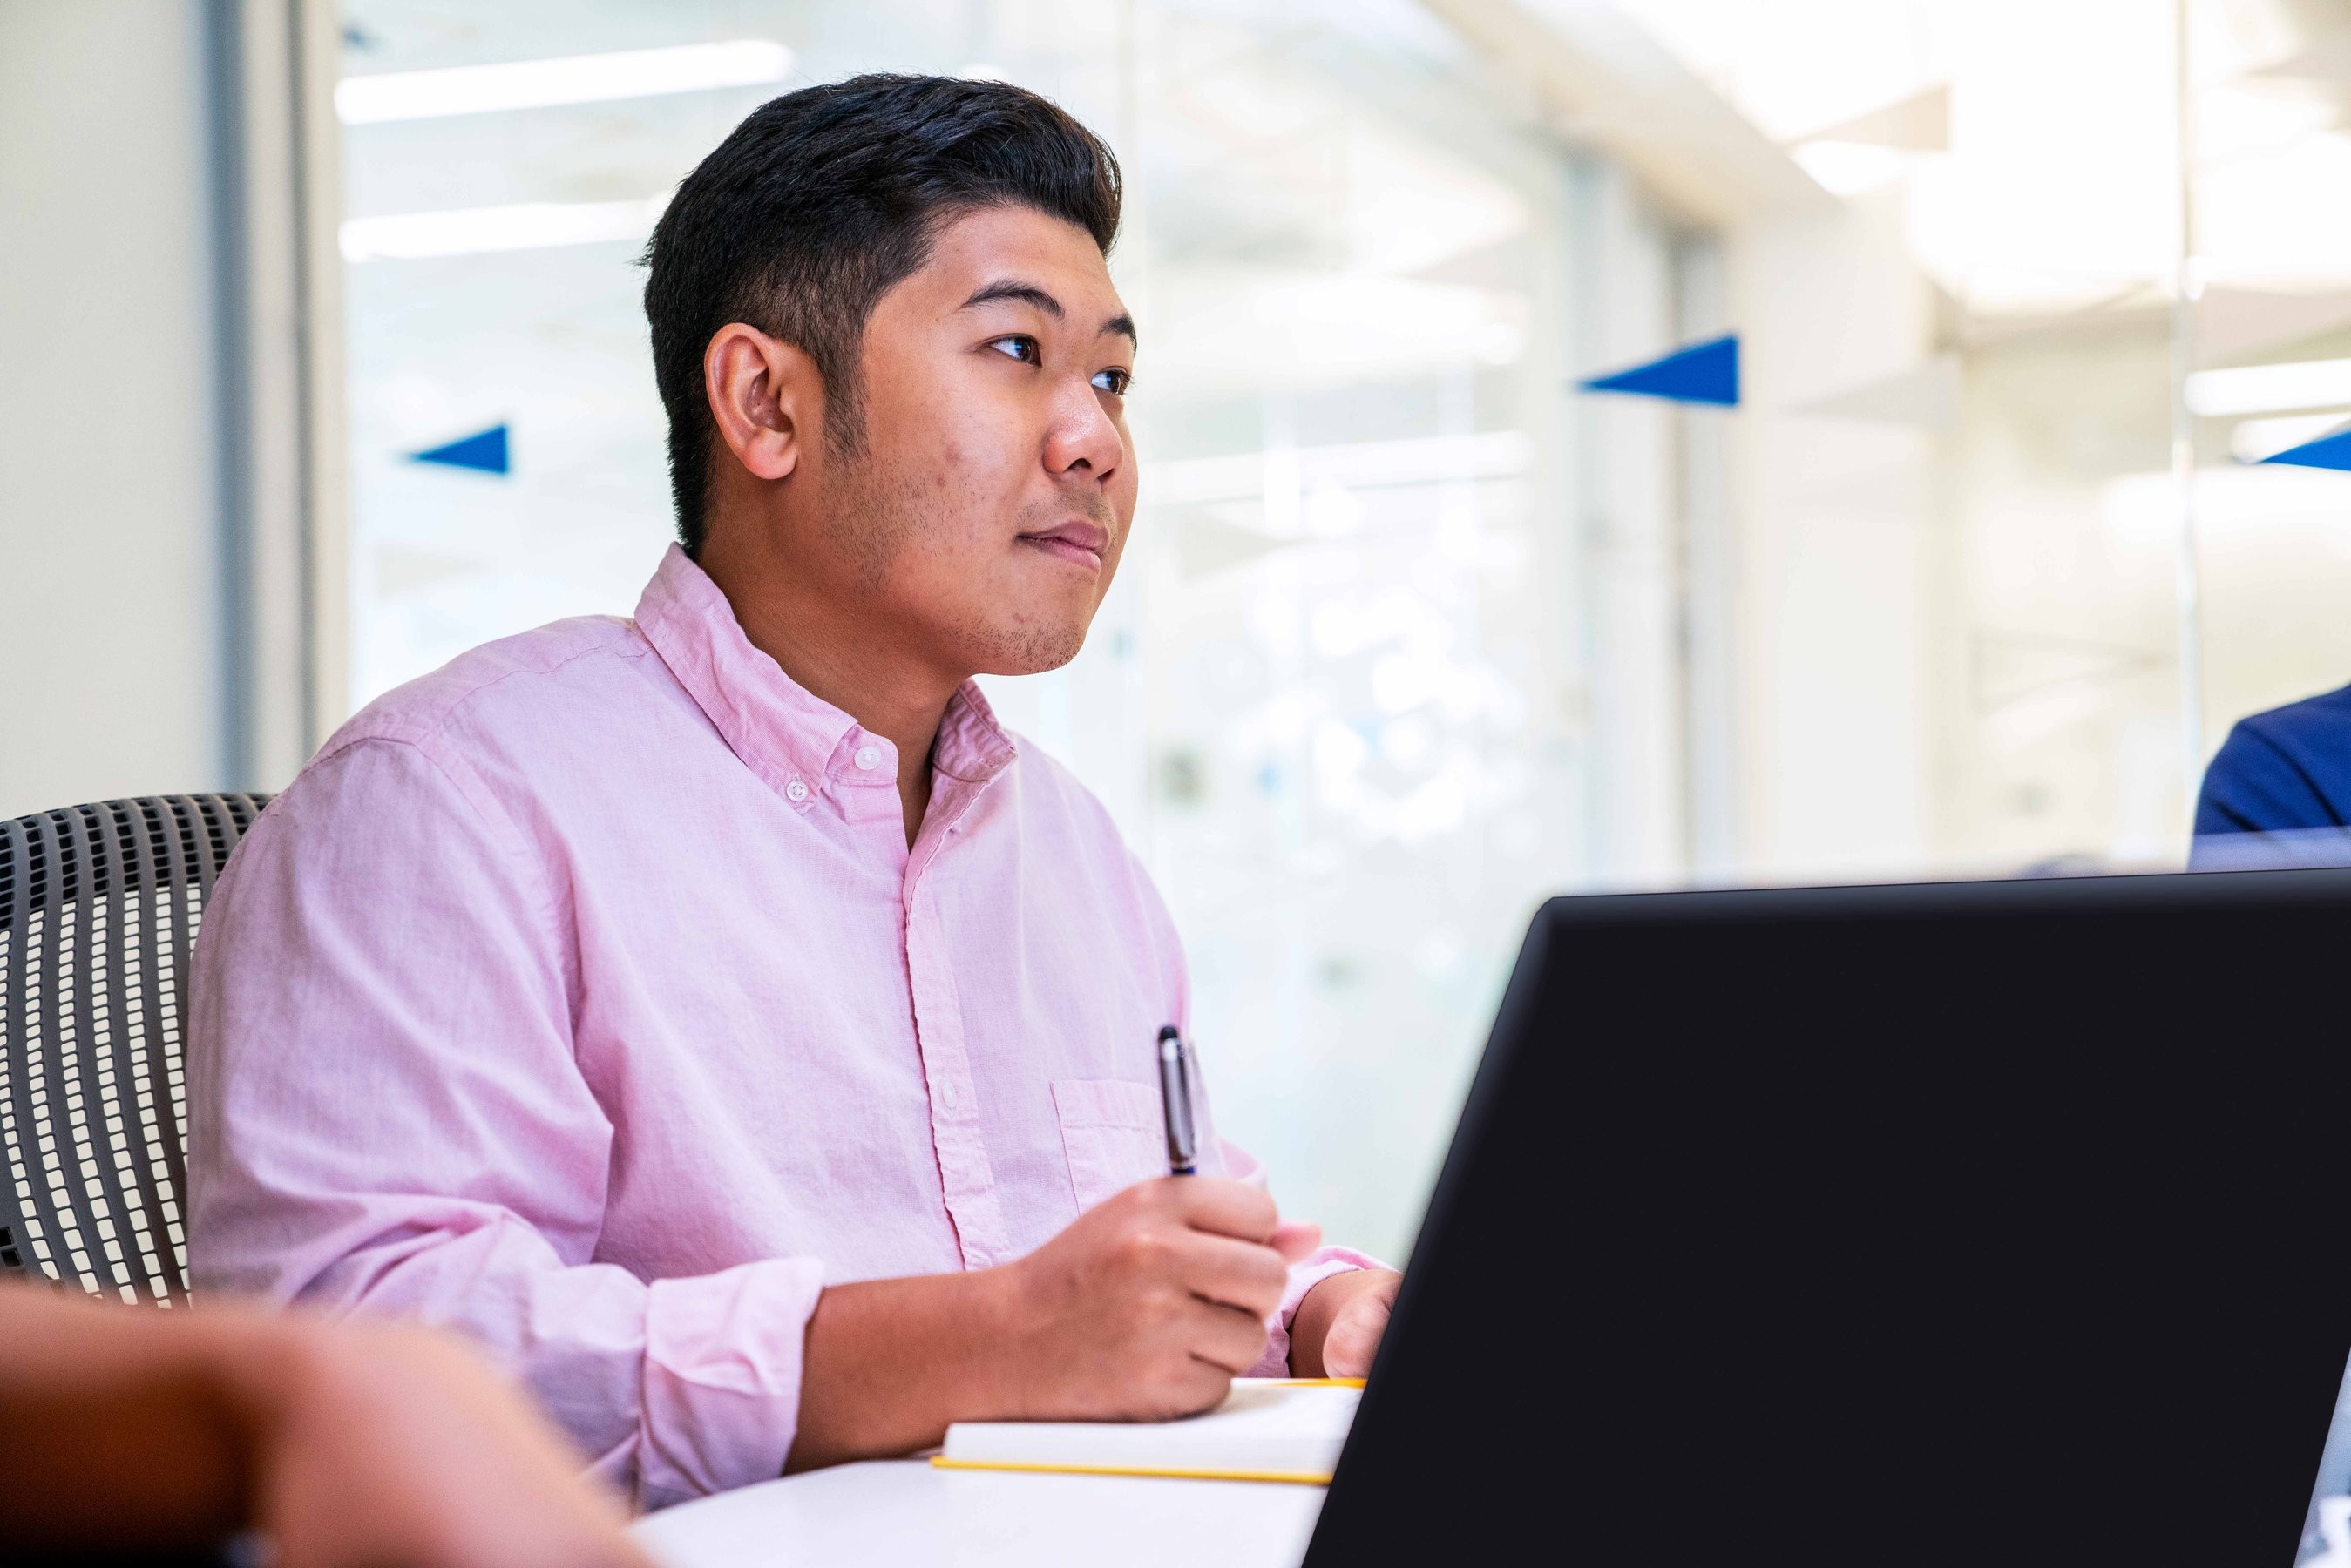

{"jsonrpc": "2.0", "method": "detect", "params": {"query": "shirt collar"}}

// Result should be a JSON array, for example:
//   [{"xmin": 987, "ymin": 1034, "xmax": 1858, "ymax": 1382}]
[{"xmin": 633, "ymin": 544, "xmax": 1017, "ymax": 808}]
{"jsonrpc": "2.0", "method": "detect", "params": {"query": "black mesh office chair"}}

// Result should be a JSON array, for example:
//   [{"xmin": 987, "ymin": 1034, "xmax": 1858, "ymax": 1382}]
[{"xmin": 0, "ymin": 794, "xmax": 269, "ymax": 1305}]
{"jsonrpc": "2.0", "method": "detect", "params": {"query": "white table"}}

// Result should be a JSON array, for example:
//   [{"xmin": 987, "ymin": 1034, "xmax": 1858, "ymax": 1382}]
[{"xmin": 633, "ymin": 1459, "xmax": 1328, "ymax": 1568}]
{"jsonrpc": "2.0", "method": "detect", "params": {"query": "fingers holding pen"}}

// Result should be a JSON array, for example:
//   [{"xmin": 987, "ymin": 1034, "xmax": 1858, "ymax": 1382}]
[
  {"xmin": 993, "ymin": 1173, "xmax": 1312, "ymax": 1422},
  {"xmin": 1150, "ymin": 1174, "xmax": 1282, "ymax": 1246},
  {"xmin": 1169, "ymin": 1231, "xmax": 1290, "ymax": 1320},
  {"xmin": 1182, "ymin": 1296, "xmax": 1283, "ymax": 1375}
]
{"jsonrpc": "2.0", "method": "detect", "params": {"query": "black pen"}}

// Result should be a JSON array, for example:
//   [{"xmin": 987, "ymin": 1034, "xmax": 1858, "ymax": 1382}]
[{"xmin": 1157, "ymin": 1024, "xmax": 1198, "ymax": 1175}]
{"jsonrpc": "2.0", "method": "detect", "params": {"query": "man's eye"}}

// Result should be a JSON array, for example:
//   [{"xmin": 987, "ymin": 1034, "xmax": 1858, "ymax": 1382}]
[
  {"xmin": 989, "ymin": 335, "xmax": 1040, "ymax": 364},
  {"xmin": 1092, "ymin": 368, "xmax": 1132, "ymax": 395}
]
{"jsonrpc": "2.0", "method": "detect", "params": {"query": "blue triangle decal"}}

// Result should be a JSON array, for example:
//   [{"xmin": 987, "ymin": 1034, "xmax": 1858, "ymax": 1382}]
[
  {"xmin": 2260, "ymin": 427, "xmax": 2351, "ymax": 472},
  {"xmin": 410, "ymin": 423, "xmax": 510, "ymax": 475},
  {"xmin": 1578, "ymin": 335, "xmax": 1739, "ymax": 407}
]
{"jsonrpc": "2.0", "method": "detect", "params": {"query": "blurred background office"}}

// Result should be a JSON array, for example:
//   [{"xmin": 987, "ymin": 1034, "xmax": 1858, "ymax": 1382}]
[{"xmin": 10, "ymin": 0, "xmax": 2351, "ymax": 1261}]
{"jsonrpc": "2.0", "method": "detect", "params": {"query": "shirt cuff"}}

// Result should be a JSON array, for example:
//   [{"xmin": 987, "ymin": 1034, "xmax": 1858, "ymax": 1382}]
[
  {"xmin": 635, "ymin": 1255, "xmax": 827, "ymax": 1509},
  {"xmin": 1248, "ymin": 1246, "xmax": 1389, "ymax": 1379}
]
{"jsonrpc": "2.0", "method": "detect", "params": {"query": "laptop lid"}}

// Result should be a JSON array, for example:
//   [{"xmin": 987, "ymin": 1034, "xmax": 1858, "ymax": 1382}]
[{"xmin": 1307, "ymin": 870, "xmax": 2351, "ymax": 1566}]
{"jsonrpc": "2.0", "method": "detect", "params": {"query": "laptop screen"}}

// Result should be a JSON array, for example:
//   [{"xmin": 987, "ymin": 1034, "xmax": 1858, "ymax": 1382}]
[{"xmin": 1310, "ymin": 869, "xmax": 2351, "ymax": 1567}]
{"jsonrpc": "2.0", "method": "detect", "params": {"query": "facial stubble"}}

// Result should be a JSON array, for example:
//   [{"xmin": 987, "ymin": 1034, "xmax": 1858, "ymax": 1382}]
[{"xmin": 826, "ymin": 454, "xmax": 1116, "ymax": 679}]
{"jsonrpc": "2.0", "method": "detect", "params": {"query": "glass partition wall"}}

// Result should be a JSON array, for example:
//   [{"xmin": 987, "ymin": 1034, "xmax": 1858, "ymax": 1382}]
[
  {"xmin": 1615, "ymin": 0, "xmax": 2351, "ymax": 879},
  {"xmin": 336, "ymin": 0, "xmax": 2351, "ymax": 1260}
]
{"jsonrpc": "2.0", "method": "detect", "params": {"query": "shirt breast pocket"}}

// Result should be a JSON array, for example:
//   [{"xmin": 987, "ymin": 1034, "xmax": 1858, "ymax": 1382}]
[{"xmin": 1050, "ymin": 1078, "xmax": 1169, "ymax": 1213}]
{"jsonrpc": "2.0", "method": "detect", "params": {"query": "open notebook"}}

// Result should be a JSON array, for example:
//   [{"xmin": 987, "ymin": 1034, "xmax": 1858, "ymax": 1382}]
[{"xmin": 932, "ymin": 1378, "xmax": 1365, "ymax": 1484}]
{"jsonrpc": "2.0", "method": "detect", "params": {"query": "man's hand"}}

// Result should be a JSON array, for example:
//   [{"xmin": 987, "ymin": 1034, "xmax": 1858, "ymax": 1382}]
[
  {"xmin": 1288, "ymin": 1268, "xmax": 1404, "ymax": 1380},
  {"xmin": 790, "ymin": 1176, "xmax": 1318, "ymax": 1469},
  {"xmin": 993, "ymin": 1177, "xmax": 1318, "ymax": 1421}
]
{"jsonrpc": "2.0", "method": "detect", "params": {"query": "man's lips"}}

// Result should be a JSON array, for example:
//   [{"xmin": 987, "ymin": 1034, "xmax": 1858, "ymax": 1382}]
[{"xmin": 1017, "ymin": 520, "xmax": 1110, "ymax": 570}]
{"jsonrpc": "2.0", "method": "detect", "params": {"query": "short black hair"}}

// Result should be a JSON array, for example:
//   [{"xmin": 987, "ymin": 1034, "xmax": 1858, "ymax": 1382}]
[{"xmin": 642, "ymin": 73, "xmax": 1123, "ymax": 555}]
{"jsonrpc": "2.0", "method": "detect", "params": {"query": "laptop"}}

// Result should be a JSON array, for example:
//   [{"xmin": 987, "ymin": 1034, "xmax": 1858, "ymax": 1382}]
[{"xmin": 1306, "ymin": 868, "xmax": 2351, "ymax": 1566}]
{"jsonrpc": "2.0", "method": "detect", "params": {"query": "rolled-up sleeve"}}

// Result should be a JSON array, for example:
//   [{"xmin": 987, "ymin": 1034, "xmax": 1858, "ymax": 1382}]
[{"xmin": 187, "ymin": 736, "xmax": 821, "ymax": 1508}]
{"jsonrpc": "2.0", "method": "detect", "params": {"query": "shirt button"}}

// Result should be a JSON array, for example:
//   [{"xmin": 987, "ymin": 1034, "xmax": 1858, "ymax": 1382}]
[
  {"xmin": 854, "ymin": 745, "xmax": 881, "ymax": 771},
  {"xmin": 937, "ymin": 1080, "xmax": 959, "ymax": 1112},
  {"xmin": 785, "ymin": 778, "xmax": 810, "ymax": 803}
]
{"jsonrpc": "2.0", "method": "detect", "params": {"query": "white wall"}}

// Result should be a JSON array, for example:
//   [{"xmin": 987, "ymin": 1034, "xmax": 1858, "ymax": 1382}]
[
  {"xmin": 0, "ymin": 0, "xmax": 227, "ymax": 819},
  {"xmin": 1573, "ymin": 159, "xmax": 1689, "ymax": 886},
  {"xmin": 1728, "ymin": 186, "xmax": 1941, "ymax": 881}
]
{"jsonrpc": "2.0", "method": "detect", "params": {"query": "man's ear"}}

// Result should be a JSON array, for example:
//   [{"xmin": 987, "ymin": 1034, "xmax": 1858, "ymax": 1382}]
[{"xmin": 704, "ymin": 323, "xmax": 821, "ymax": 483}]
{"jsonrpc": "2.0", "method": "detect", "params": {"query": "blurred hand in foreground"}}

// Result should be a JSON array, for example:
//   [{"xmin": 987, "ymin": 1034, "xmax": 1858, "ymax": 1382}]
[{"xmin": 0, "ymin": 1282, "xmax": 650, "ymax": 1568}]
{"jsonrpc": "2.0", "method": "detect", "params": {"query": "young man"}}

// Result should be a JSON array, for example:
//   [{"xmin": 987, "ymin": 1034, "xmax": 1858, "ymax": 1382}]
[{"xmin": 190, "ymin": 75, "xmax": 1399, "ymax": 1508}]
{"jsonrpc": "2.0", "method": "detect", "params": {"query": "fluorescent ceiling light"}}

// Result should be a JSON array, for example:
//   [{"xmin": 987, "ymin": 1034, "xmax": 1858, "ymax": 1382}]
[
  {"xmin": 340, "ymin": 195, "xmax": 669, "ymax": 262},
  {"xmin": 2186, "ymin": 357, "xmax": 2351, "ymax": 417},
  {"xmin": 336, "ymin": 40, "xmax": 793, "ymax": 125}
]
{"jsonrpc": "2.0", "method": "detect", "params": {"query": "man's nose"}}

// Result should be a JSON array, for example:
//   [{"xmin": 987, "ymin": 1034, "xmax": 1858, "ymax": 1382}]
[{"xmin": 1043, "ymin": 379, "xmax": 1124, "ymax": 482}]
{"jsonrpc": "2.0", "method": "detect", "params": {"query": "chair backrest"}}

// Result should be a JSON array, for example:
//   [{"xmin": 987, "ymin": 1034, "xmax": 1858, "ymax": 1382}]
[{"xmin": 0, "ymin": 795, "xmax": 269, "ymax": 1305}]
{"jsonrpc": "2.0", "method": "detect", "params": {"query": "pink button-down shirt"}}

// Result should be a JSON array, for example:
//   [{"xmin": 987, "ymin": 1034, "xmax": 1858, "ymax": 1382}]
[{"xmin": 188, "ymin": 547, "xmax": 1371, "ymax": 1509}]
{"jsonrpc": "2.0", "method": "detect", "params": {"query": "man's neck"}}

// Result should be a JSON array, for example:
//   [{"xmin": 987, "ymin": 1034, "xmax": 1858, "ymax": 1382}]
[{"xmin": 696, "ymin": 538, "xmax": 960, "ymax": 848}]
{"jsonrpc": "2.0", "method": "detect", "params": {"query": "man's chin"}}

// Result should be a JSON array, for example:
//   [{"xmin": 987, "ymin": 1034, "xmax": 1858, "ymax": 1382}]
[{"xmin": 969, "ymin": 617, "xmax": 1092, "ymax": 678}]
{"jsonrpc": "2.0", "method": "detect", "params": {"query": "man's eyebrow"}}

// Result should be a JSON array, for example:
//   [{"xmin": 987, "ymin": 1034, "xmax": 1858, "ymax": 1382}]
[
  {"xmin": 960, "ymin": 280, "xmax": 1064, "ymax": 317},
  {"xmin": 959, "ymin": 280, "xmax": 1139, "ymax": 352}
]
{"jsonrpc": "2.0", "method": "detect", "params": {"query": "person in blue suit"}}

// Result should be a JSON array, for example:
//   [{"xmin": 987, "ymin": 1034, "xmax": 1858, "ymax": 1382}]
[{"xmin": 2192, "ymin": 681, "xmax": 2351, "ymax": 866}]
